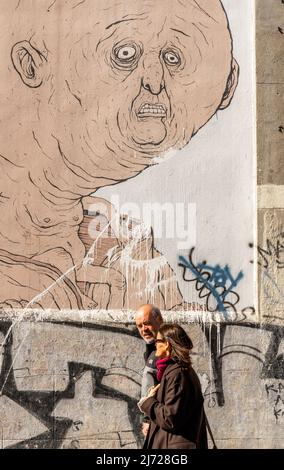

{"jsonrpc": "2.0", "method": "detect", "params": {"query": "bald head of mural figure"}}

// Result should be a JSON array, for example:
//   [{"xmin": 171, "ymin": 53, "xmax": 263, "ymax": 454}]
[
  {"xmin": 0, "ymin": 0, "xmax": 239, "ymax": 281},
  {"xmin": 3, "ymin": 0, "xmax": 239, "ymax": 186}
]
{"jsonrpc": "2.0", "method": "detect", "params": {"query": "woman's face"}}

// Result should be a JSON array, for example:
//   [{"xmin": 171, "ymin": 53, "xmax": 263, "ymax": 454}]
[{"xmin": 155, "ymin": 333, "xmax": 170, "ymax": 358}]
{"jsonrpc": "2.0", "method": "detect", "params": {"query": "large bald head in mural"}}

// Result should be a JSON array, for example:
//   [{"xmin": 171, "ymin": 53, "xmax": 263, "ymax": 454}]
[
  {"xmin": 3, "ymin": 0, "xmax": 238, "ymax": 190},
  {"xmin": 0, "ymin": 0, "xmax": 240, "ymax": 311}
]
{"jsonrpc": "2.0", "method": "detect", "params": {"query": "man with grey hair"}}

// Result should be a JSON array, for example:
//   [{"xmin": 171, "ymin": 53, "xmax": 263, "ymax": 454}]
[{"xmin": 135, "ymin": 304, "xmax": 163, "ymax": 437}]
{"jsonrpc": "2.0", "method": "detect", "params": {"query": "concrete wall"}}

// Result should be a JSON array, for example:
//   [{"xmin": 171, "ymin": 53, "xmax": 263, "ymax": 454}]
[
  {"xmin": 0, "ymin": 0, "xmax": 283, "ymax": 449},
  {"xmin": 0, "ymin": 314, "xmax": 283, "ymax": 449}
]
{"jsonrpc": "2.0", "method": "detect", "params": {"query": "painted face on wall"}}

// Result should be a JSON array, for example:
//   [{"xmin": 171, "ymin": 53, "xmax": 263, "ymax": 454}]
[
  {"xmin": 10, "ymin": 0, "xmax": 239, "ymax": 188},
  {"xmin": 92, "ymin": 0, "xmax": 238, "ymax": 152}
]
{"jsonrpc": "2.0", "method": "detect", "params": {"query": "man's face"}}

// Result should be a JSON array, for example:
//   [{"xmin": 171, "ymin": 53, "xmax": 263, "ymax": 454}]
[
  {"xmin": 28, "ymin": 0, "xmax": 236, "ymax": 186},
  {"xmin": 135, "ymin": 309, "xmax": 162, "ymax": 344}
]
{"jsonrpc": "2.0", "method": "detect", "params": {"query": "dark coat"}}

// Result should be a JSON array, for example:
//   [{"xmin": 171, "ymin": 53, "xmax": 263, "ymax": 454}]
[
  {"xmin": 140, "ymin": 361, "xmax": 208, "ymax": 449},
  {"xmin": 144, "ymin": 342, "xmax": 156, "ymax": 362}
]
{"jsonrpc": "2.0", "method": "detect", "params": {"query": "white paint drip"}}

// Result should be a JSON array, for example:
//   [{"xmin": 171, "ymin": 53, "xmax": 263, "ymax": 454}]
[
  {"xmin": 0, "ymin": 215, "xmax": 117, "ymax": 394},
  {"xmin": 113, "ymin": 222, "xmax": 178, "ymax": 308}
]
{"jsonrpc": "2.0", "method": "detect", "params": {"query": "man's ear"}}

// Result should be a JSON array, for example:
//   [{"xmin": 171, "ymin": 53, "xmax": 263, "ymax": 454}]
[
  {"xmin": 11, "ymin": 41, "xmax": 47, "ymax": 88},
  {"xmin": 219, "ymin": 58, "xmax": 240, "ymax": 110}
]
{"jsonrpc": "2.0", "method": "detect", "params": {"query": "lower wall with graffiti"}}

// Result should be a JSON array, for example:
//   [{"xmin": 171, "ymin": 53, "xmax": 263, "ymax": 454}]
[
  {"xmin": 0, "ymin": 316, "xmax": 283, "ymax": 449},
  {"xmin": 0, "ymin": 0, "xmax": 282, "ymax": 450}
]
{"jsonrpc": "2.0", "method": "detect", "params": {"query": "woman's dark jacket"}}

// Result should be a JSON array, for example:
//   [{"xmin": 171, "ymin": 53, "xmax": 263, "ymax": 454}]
[{"xmin": 140, "ymin": 361, "xmax": 208, "ymax": 449}]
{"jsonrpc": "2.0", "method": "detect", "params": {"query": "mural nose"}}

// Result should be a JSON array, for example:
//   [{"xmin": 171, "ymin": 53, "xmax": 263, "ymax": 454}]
[
  {"xmin": 142, "ymin": 81, "xmax": 164, "ymax": 95},
  {"xmin": 142, "ymin": 58, "xmax": 165, "ymax": 95}
]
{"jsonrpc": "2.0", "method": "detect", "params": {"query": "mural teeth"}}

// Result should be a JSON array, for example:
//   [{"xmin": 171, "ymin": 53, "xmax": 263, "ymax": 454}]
[{"xmin": 139, "ymin": 105, "xmax": 166, "ymax": 114}]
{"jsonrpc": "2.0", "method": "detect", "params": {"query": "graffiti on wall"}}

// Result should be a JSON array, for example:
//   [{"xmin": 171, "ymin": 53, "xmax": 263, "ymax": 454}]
[
  {"xmin": 257, "ymin": 233, "xmax": 284, "ymax": 320},
  {"xmin": 0, "ymin": 320, "xmax": 145, "ymax": 448},
  {"xmin": 258, "ymin": 234, "xmax": 284, "ymax": 270},
  {"xmin": 265, "ymin": 383, "xmax": 284, "ymax": 421},
  {"xmin": 0, "ymin": 0, "xmax": 283, "ymax": 451},
  {"xmin": 177, "ymin": 246, "xmax": 284, "ymax": 405},
  {"xmin": 178, "ymin": 248, "xmax": 247, "ymax": 319},
  {"xmin": 0, "ymin": 0, "xmax": 240, "ymax": 311},
  {"xmin": 1, "ymin": 318, "xmax": 284, "ymax": 448}
]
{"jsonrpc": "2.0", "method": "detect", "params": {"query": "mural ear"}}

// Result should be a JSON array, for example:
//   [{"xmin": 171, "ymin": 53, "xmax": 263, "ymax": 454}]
[
  {"xmin": 219, "ymin": 59, "xmax": 240, "ymax": 110},
  {"xmin": 11, "ymin": 41, "xmax": 47, "ymax": 88}
]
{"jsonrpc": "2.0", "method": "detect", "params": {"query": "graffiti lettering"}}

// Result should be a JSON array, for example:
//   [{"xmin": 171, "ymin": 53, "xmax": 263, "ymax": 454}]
[
  {"xmin": 178, "ymin": 248, "xmax": 244, "ymax": 318},
  {"xmin": 257, "ymin": 235, "xmax": 284, "ymax": 270},
  {"xmin": 265, "ymin": 382, "xmax": 284, "ymax": 421}
]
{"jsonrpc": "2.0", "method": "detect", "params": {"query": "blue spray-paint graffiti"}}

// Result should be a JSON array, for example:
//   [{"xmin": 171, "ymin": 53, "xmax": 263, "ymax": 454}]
[{"xmin": 178, "ymin": 248, "xmax": 244, "ymax": 318}]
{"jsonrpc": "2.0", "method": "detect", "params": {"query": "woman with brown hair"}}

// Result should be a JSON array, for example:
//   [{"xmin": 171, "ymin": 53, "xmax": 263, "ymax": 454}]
[{"xmin": 138, "ymin": 323, "xmax": 208, "ymax": 449}]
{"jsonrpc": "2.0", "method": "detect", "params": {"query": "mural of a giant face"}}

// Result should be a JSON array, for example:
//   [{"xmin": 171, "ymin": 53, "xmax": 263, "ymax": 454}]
[
  {"xmin": 0, "ymin": 0, "xmax": 239, "ymax": 311},
  {"xmin": 10, "ymin": 0, "xmax": 238, "ymax": 187}
]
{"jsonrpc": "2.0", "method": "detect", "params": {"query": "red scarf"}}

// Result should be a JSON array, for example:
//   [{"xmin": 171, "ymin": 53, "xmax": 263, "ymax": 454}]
[{"xmin": 156, "ymin": 357, "xmax": 172, "ymax": 382}]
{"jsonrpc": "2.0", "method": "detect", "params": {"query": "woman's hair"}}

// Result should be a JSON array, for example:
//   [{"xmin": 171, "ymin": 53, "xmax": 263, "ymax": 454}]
[{"xmin": 158, "ymin": 323, "xmax": 193, "ymax": 368}]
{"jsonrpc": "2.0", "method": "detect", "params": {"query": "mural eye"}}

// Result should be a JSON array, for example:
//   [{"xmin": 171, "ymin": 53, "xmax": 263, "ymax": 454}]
[
  {"xmin": 116, "ymin": 45, "xmax": 137, "ymax": 61},
  {"xmin": 163, "ymin": 50, "xmax": 181, "ymax": 66},
  {"xmin": 112, "ymin": 43, "xmax": 141, "ymax": 70}
]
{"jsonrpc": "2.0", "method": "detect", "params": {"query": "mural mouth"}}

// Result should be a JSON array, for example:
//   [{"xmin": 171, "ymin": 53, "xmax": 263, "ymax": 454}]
[{"xmin": 137, "ymin": 103, "xmax": 167, "ymax": 119}]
